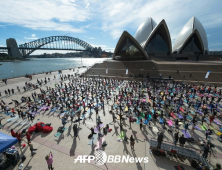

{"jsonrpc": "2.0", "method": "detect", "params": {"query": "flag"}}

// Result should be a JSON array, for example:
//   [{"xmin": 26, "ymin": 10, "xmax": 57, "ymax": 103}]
[
  {"xmin": 126, "ymin": 69, "xmax": 128, "ymax": 75},
  {"xmin": 106, "ymin": 68, "xmax": 108, "ymax": 74},
  {"xmin": 205, "ymin": 70, "xmax": 211, "ymax": 79}
]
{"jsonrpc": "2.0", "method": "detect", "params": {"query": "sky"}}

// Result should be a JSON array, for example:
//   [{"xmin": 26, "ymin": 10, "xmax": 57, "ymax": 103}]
[{"xmin": 0, "ymin": 0, "xmax": 221, "ymax": 55}]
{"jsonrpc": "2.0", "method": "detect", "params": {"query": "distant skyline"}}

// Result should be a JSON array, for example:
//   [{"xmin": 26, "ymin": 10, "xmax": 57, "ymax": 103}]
[{"xmin": 0, "ymin": 0, "xmax": 221, "ymax": 55}]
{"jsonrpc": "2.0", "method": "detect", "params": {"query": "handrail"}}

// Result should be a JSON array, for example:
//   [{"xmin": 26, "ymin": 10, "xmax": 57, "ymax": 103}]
[{"xmin": 150, "ymin": 137, "xmax": 202, "ymax": 153}]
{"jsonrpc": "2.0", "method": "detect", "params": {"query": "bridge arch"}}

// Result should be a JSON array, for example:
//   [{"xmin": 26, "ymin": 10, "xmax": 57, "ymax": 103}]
[{"xmin": 19, "ymin": 36, "xmax": 94, "ymax": 57}]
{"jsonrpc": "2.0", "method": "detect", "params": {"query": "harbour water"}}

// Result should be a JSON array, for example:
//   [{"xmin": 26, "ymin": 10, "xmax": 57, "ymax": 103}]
[{"xmin": 0, "ymin": 58, "xmax": 110, "ymax": 79}]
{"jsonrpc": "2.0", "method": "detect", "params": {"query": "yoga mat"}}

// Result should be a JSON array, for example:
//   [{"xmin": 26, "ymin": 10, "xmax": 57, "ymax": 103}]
[
  {"xmin": 214, "ymin": 119, "xmax": 222, "ymax": 125},
  {"xmin": 140, "ymin": 112, "xmax": 145, "ymax": 118},
  {"xmin": 201, "ymin": 125, "xmax": 207, "ymax": 131},
  {"xmin": 159, "ymin": 118, "xmax": 163, "ymax": 124},
  {"xmin": 60, "ymin": 112, "xmax": 65, "ymax": 117},
  {"xmin": 174, "ymin": 166, "xmax": 185, "ymax": 170},
  {"xmin": 136, "ymin": 118, "xmax": 141, "ymax": 124},
  {"xmin": 21, "ymin": 119, "xmax": 29, "ymax": 125},
  {"xmin": 187, "ymin": 115, "xmax": 192, "ymax": 120},
  {"xmin": 184, "ymin": 103, "xmax": 188, "ymax": 107},
  {"xmin": 170, "ymin": 112, "xmax": 176, "ymax": 119},
  {"xmin": 204, "ymin": 117, "xmax": 210, "ymax": 124},
  {"xmin": 179, "ymin": 108, "xmax": 184, "ymax": 112},
  {"xmin": 14, "ymin": 119, "xmax": 24, "ymax": 125},
  {"xmin": 50, "ymin": 108, "xmax": 58, "ymax": 112},
  {"xmin": 167, "ymin": 120, "xmax": 173, "ymax": 126},
  {"xmin": 177, "ymin": 113, "xmax": 183, "ymax": 119},
  {"xmin": 194, "ymin": 105, "xmax": 198, "ymax": 109},
  {"xmin": 94, "ymin": 124, "xmax": 104, "ymax": 133},
  {"xmin": 218, "ymin": 137, "xmax": 222, "ymax": 142},
  {"xmin": 54, "ymin": 127, "xmax": 68, "ymax": 137},
  {"xmin": 88, "ymin": 134, "xmax": 98, "ymax": 145},
  {"xmin": 195, "ymin": 125, "xmax": 201, "ymax": 131},
  {"xmin": 148, "ymin": 114, "xmax": 152, "ymax": 121},
  {"xmin": 144, "ymin": 119, "xmax": 149, "ymax": 125},
  {"xmin": 152, "ymin": 126, "xmax": 159, "ymax": 132},
  {"xmin": 119, "ymin": 131, "xmax": 126, "ymax": 139},
  {"xmin": 7, "ymin": 116, "xmax": 19, "ymax": 122},
  {"xmin": 210, "ymin": 126, "xmax": 222, "ymax": 136},
  {"xmin": 94, "ymin": 137, "xmax": 105, "ymax": 150},
  {"xmin": 182, "ymin": 130, "xmax": 191, "ymax": 138},
  {"xmin": 198, "ymin": 111, "xmax": 204, "ymax": 115},
  {"xmin": 27, "ymin": 119, "xmax": 40, "ymax": 127},
  {"xmin": 4, "ymin": 112, "xmax": 12, "ymax": 116}
]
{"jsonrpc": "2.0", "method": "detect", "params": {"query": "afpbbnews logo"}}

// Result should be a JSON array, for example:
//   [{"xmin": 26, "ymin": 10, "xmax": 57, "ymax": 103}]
[{"xmin": 74, "ymin": 150, "xmax": 149, "ymax": 165}]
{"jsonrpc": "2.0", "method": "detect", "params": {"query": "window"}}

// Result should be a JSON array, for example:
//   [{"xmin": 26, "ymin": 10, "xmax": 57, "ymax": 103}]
[
  {"xmin": 115, "ymin": 37, "xmax": 146, "ymax": 60},
  {"xmin": 180, "ymin": 33, "xmax": 202, "ymax": 53},
  {"xmin": 144, "ymin": 25, "xmax": 170, "ymax": 55}
]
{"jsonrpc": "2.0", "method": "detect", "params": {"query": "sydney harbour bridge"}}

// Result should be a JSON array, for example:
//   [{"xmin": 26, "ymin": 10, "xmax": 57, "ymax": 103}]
[{"xmin": 0, "ymin": 36, "xmax": 112, "ymax": 58}]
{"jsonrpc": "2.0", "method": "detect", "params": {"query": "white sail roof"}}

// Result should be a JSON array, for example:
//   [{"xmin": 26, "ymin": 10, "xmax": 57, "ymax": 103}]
[
  {"xmin": 172, "ymin": 17, "xmax": 208, "ymax": 53},
  {"xmin": 134, "ymin": 17, "xmax": 157, "ymax": 45}
]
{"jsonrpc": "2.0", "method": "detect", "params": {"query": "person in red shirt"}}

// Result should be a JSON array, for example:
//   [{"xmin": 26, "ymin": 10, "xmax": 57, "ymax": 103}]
[
  {"xmin": 11, "ymin": 129, "xmax": 16, "ymax": 137},
  {"xmin": 27, "ymin": 102, "xmax": 31, "ymax": 110},
  {"xmin": 15, "ymin": 132, "xmax": 22, "ymax": 146},
  {"xmin": 209, "ymin": 115, "xmax": 218, "ymax": 125},
  {"xmin": 11, "ymin": 108, "xmax": 15, "ymax": 117},
  {"xmin": 26, "ymin": 132, "xmax": 31, "ymax": 142}
]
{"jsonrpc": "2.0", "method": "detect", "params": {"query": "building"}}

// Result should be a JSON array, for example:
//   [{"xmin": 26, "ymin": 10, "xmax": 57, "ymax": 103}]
[
  {"xmin": 113, "ymin": 31, "xmax": 148, "ymax": 60},
  {"xmin": 113, "ymin": 16, "xmax": 208, "ymax": 60},
  {"xmin": 172, "ymin": 17, "xmax": 208, "ymax": 55}
]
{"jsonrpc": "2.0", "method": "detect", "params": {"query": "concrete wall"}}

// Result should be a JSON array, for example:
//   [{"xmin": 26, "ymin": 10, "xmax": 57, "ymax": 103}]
[
  {"xmin": 6, "ymin": 38, "xmax": 22, "ymax": 58},
  {"xmin": 148, "ymin": 53, "xmax": 222, "ymax": 61},
  {"xmin": 85, "ymin": 60, "xmax": 222, "ymax": 85}
]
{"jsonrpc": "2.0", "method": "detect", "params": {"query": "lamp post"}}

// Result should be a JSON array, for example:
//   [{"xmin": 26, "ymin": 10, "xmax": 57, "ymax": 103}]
[{"xmin": 11, "ymin": 71, "xmax": 14, "ymax": 77}]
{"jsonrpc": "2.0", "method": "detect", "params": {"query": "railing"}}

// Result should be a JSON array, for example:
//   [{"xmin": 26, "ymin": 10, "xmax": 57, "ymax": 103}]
[{"xmin": 150, "ymin": 138, "xmax": 210, "ymax": 169}]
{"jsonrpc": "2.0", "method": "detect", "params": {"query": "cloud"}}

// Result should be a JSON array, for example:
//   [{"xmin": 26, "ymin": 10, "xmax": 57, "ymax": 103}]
[
  {"xmin": 24, "ymin": 37, "xmax": 38, "ymax": 40},
  {"xmin": 86, "ymin": 3, "xmax": 90, "ymax": 9},
  {"xmin": 83, "ymin": 0, "xmax": 222, "ymax": 41},
  {"xmin": 88, "ymin": 37, "xmax": 96, "ymax": 39},
  {"xmin": 32, "ymin": 34, "xmax": 36, "ymax": 37},
  {"xmin": 0, "ymin": 0, "xmax": 221, "ymax": 51},
  {"xmin": 0, "ymin": 0, "xmax": 91, "ymax": 33}
]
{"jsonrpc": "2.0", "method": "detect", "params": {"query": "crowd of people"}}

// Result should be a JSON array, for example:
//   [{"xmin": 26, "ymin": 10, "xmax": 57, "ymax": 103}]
[{"xmin": 1, "ymin": 68, "xmax": 222, "ymax": 170}]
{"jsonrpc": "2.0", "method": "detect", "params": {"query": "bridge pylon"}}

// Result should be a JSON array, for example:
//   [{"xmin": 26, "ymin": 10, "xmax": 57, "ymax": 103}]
[{"xmin": 6, "ymin": 38, "xmax": 22, "ymax": 58}]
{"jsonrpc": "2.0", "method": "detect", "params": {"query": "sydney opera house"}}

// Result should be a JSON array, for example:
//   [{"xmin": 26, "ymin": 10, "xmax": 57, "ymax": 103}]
[{"xmin": 113, "ymin": 16, "xmax": 209, "ymax": 60}]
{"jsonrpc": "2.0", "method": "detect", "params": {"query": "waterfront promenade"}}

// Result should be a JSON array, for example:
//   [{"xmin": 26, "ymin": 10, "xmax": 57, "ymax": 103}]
[{"xmin": 0, "ymin": 66, "xmax": 222, "ymax": 170}]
